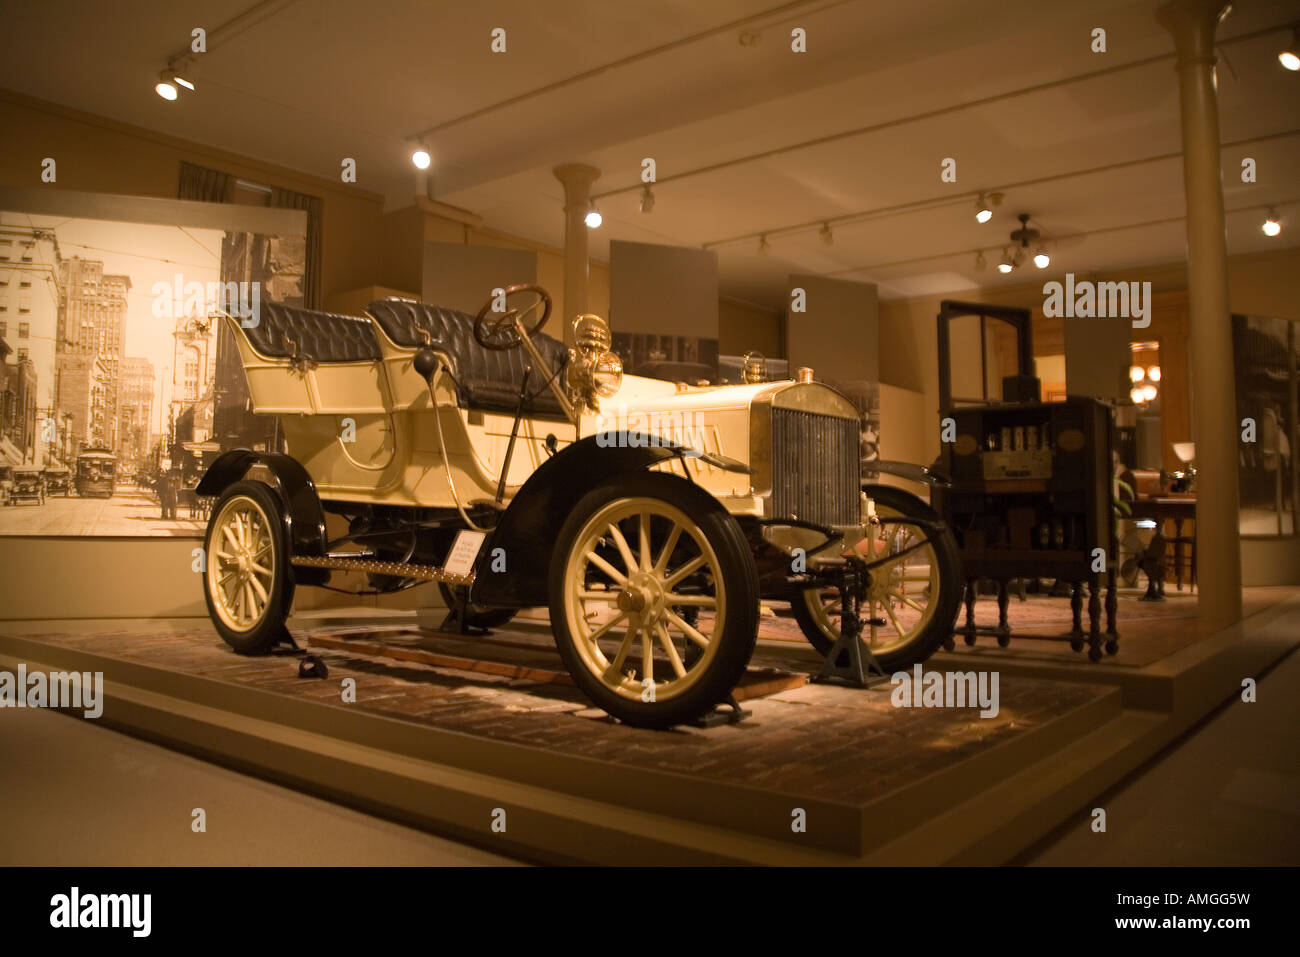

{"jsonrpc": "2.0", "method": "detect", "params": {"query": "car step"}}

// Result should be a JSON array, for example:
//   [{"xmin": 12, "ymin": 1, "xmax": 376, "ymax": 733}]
[{"xmin": 290, "ymin": 555, "xmax": 473, "ymax": 585}]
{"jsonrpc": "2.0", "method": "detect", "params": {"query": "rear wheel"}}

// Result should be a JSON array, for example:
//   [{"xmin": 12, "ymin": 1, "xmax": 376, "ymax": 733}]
[
  {"xmin": 790, "ymin": 485, "xmax": 961, "ymax": 670},
  {"xmin": 549, "ymin": 471, "xmax": 758, "ymax": 729},
  {"xmin": 203, "ymin": 480, "xmax": 294, "ymax": 654}
]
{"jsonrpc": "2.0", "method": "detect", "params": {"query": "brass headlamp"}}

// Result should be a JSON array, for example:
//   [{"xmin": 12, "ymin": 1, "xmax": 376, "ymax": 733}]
[{"xmin": 566, "ymin": 314, "xmax": 623, "ymax": 411}]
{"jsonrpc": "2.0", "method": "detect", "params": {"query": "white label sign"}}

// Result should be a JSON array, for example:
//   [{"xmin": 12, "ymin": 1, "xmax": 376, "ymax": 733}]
[{"xmin": 443, "ymin": 530, "xmax": 487, "ymax": 579}]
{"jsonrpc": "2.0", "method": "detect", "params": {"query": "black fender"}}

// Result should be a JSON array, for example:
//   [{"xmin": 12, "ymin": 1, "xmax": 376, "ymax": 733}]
[
  {"xmin": 197, "ymin": 449, "xmax": 328, "ymax": 583},
  {"xmin": 472, "ymin": 431, "xmax": 749, "ymax": 608},
  {"xmin": 862, "ymin": 458, "xmax": 950, "ymax": 488}
]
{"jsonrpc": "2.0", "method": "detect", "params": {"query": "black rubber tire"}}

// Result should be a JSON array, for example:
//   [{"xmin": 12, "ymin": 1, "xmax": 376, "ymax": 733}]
[
  {"xmin": 202, "ymin": 480, "xmax": 294, "ymax": 655},
  {"xmin": 548, "ymin": 471, "xmax": 759, "ymax": 729},
  {"xmin": 789, "ymin": 484, "xmax": 962, "ymax": 671},
  {"xmin": 437, "ymin": 582, "xmax": 517, "ymax": 630}
]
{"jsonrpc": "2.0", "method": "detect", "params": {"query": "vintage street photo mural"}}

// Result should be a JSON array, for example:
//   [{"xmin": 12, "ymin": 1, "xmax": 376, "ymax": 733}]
[{"xmin": 0, "ymin": 192, "xmax": 305, "ymax": 536}]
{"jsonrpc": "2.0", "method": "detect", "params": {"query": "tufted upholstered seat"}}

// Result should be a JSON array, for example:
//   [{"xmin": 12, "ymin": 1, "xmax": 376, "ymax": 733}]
[
  {"xmin": 243, "ymin": 302, "xmax": 382, "ymax": 363},
  {"xmin": 366, "ymin": 300, "xmax": 569, "ymax": 418}
]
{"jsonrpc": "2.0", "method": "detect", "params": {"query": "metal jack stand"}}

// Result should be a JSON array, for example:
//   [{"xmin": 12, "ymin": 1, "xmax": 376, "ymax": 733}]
[
  {"xmin": 687, "ymin": 693, "xmax": 750, "ymax": 728},
  {"xmin": 811, "ymin": 558, "xmax": 891, "ymax": 689},
  {"xmin": 439, "ymin": 588, "xmax": 489, "ymax": 636}
]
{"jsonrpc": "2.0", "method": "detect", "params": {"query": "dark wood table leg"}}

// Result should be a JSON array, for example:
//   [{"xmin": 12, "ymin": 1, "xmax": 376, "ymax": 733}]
[
  {"xmin": 962, "ymin": 578, "xmax": 978, "ymax": 646},
  {"xmin": 996, "ymin": 579, "xmax": 1011, "ymax": 647},
  {"xmin": 1087, "ymin": 577, "xmax": 1103, "ymax": 661}
]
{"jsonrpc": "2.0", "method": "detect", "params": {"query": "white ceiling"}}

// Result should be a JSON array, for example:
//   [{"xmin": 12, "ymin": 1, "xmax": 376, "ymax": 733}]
[{"xmin": 2, "ymin": 0, "xmax": 1297, "ymax": 307}]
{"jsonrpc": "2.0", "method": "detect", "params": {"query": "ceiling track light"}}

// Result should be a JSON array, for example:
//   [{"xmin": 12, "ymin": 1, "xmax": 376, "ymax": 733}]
[
  {"xmin": 975, "ymin": 191, "xmax": 1004, "ymax": 224},
  {"xmin": 1262, "ymin": 208, "xmax": 1281, "ymax": 237},
  {"xmin": 1033, "ymin": 245, "xmax": 1051, "ymax": 269},
  {"xmin": 974, "ymin": 250, "xmax": 987, "ymax": 271},
  {"xmin": 639, "ymin": 184, "xmax": 655, "ymax": 214},
  {"xmin": 758, "ymin": 234, "xmax": 771, "ymax": 255},
  {"xmin": 155, "ymin": 57, "xmax": 197, "ymax": 100},
  {"xmin": 1279, "ymin": 25, "xmax": 1299, "ymax": 71},
  {"xmin": 818, "ymin": 223, "xmax": 833, "ymax": 245},
  {"xmin": 997, "ymin": 248, "xmax": 1015, "ymax": 273},
  {"xmin": 411, "ymin": 145, "xmax": 432, "ymax": 169},
  {"xmin": 584, "ymin": 203, "xmax": 603, "ymax": 228}
]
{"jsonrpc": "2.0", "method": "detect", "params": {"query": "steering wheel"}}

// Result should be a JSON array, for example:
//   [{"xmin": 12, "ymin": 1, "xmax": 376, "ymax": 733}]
[{"xmin": 474, "ymin": 283, "xmax": 553, "ymax": 351}]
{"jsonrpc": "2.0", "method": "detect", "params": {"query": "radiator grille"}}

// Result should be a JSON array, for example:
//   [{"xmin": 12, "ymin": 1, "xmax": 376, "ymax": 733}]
[{"xmin": 770, "ymin": 408, "xmax": 859, "ymax": 526}]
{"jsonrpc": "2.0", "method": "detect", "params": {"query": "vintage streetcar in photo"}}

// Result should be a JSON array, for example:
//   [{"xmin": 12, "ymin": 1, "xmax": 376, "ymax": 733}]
[
  {"xmin": 196, "ymin": 284, "xmax": 960, "ymax": 727},
  {"xmin": 74, "ymin": 448, "xmax": 118, "ymax": 498}
]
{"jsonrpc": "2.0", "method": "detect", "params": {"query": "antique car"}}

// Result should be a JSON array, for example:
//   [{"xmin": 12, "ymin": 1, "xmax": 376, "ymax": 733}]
[
  {"xmin": 43, "ymin": 464, "xmax": 72, "ymax": 496},
  {"xmin": 0, "ymin": 464, "xmax": 12, "ymax": 506},
  {"xmin": 74, "ymin": 449, "xmax": 117, "ymax": 498},
  {"xmin": 11, "ymin": 466, "xmax": 46, "ymax": 505},
  {"xmin": 197, "ymin": 284, "xmax": 960, "ymax": 727}
]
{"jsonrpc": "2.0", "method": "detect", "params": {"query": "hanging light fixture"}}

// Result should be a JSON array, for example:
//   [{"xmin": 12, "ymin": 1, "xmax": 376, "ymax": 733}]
[
  {"xmin": 1130, "ymin": 365, "xmax": 1146, "ymax": 383},
  {"xmin": 1148, "ymin": 366, "xmax": 1161, "ymax": 382},
  {"xmin": 1262, "ymin": 208, "xmax": 1281, "ymax": 237},
  {"xmin": 1033, "ymin": 245, "xmax": 1050, "ymax": 269}
]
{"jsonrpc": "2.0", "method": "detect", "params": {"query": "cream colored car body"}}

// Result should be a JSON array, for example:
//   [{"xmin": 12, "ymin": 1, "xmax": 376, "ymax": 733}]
[{"xmin": 232, "ymin": 311, "xmax": 858, "ymax": 519}]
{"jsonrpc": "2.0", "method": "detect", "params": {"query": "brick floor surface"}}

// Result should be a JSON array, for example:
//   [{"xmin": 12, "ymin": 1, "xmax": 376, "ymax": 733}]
[{"xmin": 6, "ymin": 617, "xmax": 1112, "ymax": 807}]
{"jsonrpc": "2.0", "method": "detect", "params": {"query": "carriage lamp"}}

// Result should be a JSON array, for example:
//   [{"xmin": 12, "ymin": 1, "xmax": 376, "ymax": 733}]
[
  {"xmin": 742, "ymin": 351, "xmax": 768, "ymax": 384},
  {"xmin": 573, "ymin": 313, "xmax": 612, "ymax": 358},
  {"xmin": 565, "ymin": 314, "xmax": 622, "ymax": 408},
  {"xmin": 590, "ymin": 351, "xmax": 624, "ymax": 397}
]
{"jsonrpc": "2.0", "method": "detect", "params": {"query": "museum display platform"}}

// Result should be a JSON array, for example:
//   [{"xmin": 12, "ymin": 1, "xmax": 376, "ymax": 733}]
[{"xmin": 2, "ymin": 587, "xmax": 1297, "ymax": 865}]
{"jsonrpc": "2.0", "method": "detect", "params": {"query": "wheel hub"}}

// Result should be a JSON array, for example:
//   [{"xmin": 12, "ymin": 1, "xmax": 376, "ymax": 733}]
[{"xmin": 617, "ymin": 572, "xmax": 665, "ymax": 624}]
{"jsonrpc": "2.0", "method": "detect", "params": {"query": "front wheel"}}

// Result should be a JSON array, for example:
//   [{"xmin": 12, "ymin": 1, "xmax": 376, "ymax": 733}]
[
  {"xmin": 549, "ymin": 472, "xmax": 759, "ymax": 729},
  {"xmin": 790, "ymin": 484, "xmax": 961, "ymax": 671},
  {"xmin": 202, "ymin": 480, "xmax": 294, "ymax": 654}
]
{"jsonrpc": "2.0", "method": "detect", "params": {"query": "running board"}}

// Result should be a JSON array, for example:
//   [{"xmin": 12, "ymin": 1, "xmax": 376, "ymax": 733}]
[{"xmin": 290, "ymin": 555, "xmax": 473, "ymax": 586}]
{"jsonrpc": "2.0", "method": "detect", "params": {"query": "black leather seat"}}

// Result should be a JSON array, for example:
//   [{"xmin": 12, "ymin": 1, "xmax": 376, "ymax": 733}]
[
  {"xmin": 243, "ymin": 302, "xmax": 381, "ymax": 363},
  {"xmin": 366, "ymin": 300, "xmax": 569, "ymax": 418}
]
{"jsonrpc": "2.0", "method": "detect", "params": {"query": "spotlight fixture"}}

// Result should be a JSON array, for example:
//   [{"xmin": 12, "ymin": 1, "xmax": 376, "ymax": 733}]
[
  {"xmin": 974, "ymin": 250, "xmax": 987, "ymax": 271},
  {"xmin": 1262, "ymin": 208, "xmax": 1281, "ymax": 237},
  {"xmin": 997, "ymin": 248, "xmax": 1014, "ymax": 274},
  {"xmin": 411, "ymin": 147, "xmax": 431, "ymax": 170},
  {"xmin": 1130, "ymin": 365, "xmax": 1146, "ymax": 383},
  {"xmin": 975, "ymin": 191, "xmax": 1003, "ymax": 224},
  {"xmin": 1033, "ymin": 245, "xmax": 1050, "ymax": 269},
  {"xmin": 1130, "ymin": 386, "xmax": 1145, "ymax": 405},
  {"xmin": 639, "ymin": 184, "xmax": 655, "ymax": 214},
  {"xmin": 584, "ymin": 204, "xmax": 603, "ymax": 228},
  {"xmin": 758, "ymin": 234, "xmax": 771, "ymax": 255},
  {"xmin": 1141, "ymin": 383, "xmax": 1158, "ymax": 402},
  {"xmin": 1280, "ymin": 26, "xmax": 1299, "ymax": 70},
  {"xmin": 1148, "ymin": 365, "xmax": 1161, "ymax": 382},
  {"xmin": 155, "ymin": 64, "xmax": 196, "ymax": 100},
  {"xmin": 818, "ymin": 223, "xmax": 833, "ymax": 246}
]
